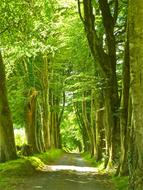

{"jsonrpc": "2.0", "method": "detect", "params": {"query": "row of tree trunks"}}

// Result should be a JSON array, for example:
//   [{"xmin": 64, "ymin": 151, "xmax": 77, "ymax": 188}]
[
  {"xmin": 78, "ymin": 0, "xmax": 143, "ymax": 183},
  {"xmin": 0, "ymin": 51, "xmax": 64, "ymax": 161},
  {"xmin": 24, "ymin": 55, "xmax": 64, "ymax": 153},
  {"xmin": 24, "ymin": 55, "xmax": 50, "ymax": 153},
  {"xmin": 74, "ymin": 90, "xmax": 105, "ymax": 160},
  {"xmin": 73, "ymin": 101, "xmax": 90, "ymax": 152},
  {"xmin": 79, "ymin": 0, "xmax": 120, "ymax": 167},
  {"xmin": 0, "ymin": 51, "xmax": 17, "ymax": 162},
  {"xmin": 49, "ymin": 91, "xmax": 64, "ymax": 149}
]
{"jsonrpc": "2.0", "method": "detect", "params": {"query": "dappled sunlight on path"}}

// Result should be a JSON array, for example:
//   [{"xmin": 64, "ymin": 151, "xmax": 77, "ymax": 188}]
[
  {"xmin": 44, "ymin": 165, "xmax": 98, "ymax": 172},
  {"xmin": 44, "ymin": 153, "xmax": 98, "ymax": 173},
  {"xmin": 14, "ymin": 153, "xmax": 115, "ymax": 190}
]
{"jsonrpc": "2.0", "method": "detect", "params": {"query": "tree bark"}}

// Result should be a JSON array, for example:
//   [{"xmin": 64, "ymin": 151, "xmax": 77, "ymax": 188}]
[
  {"xmin": 42, "ymin": 55, "xmax": 51, "ymax": 150},
  {"xmin": 118, "ymin": 36, "xmax": 130, "ymax": 176},
  {"xmin": 95, "ymin": 108, "xmax": 105, "ymax": 161},
  {"xmin": 82, "ymin": 91, "xmax": 94, "ymax": 155},
  {"xmin": 80, "ymin": 0, "xmax": 120, "ymax": 166},
  {"xmin": 0, "ymin": 51, "xmax": 17, "ymax": 162},
  {"xmin": 25, "ymin": 88, "xmax": 39, "ymax": 153},
  {"xmin": 129, "ymin": 0, "xmax": 143, "ymax": 188}
]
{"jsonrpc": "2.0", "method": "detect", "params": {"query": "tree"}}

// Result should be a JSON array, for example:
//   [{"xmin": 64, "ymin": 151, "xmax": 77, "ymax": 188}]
[
  {"xmin": 117, "ymin": 34, "xmax": 130, "ymax": 176},
  {"xmin": 128, "ymin": 0, "xmax": 143, "ymax": 189},
  {"xmin": 78, "ymin": 0, "xmax": 120, "ymax": 167},
  {"xmin": 0, "ymin": 51, "xmax": 17, "ymax": 162},
  {"xmin": 1, "ymin": 0, "xmax": 65, "ymax": 152}
]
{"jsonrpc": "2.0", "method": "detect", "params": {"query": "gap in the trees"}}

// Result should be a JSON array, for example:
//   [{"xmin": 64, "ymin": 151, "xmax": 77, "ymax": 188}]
[{"xmin": 60, "ymin": 91, "xmax": 83, "ymax": 153}]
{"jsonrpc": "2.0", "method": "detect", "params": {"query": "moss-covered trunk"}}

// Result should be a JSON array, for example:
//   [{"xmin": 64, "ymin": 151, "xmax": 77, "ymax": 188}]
[
  {"xmin": 129, "ymin": 0, "xmax": 143, "ymax": 188},
  {"xmin": 0, "ymin": 52, "xmax": 17, "ymax": 162},
  {"xmin": 42, "ymin": 55, "xmax": 51, "ymax": 150},
  {"xmin": 92, "ymin": 90, "xmax": 105, "ymax": 161},
  {"xmin": 95, "ymin": 108, "xmax": 105, "ymax": 161},
  {"xmin": 118, "ymin": 37, "xmax": 130, "ymax": 176},
  {"xmin": 104, "ymin": 76, "xmax": 120, "ymax": 168},
  {"xmin": 25, "ymin": 88, "xmax": 39, "ymax": 153},
  {"xmin": 82, "ymin": 91, "xmax": 94, "ymax": 155},
  {"xmin": 81, "ymin": 0, "xmax": 120, "ymax": 166}
]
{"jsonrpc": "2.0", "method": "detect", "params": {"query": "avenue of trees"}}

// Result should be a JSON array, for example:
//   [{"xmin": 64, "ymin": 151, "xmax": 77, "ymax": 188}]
[{"xmin": 0, "ymin": 0, "xmax": 143, "ymax": 189}]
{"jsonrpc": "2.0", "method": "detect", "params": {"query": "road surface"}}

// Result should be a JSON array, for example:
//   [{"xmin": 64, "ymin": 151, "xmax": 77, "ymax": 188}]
[{"xmin": 15, "ymin": 153, "xmax": 115, "ymax": 190}]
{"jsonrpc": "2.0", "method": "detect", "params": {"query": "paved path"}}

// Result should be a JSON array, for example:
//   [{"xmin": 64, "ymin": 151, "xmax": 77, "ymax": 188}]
[{"xmin": 16, "ymin": 153, "xmax": 115, "ymax": 190}]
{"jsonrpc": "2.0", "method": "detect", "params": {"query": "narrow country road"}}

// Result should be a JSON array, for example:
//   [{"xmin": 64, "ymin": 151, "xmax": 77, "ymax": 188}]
[{"xmin": 16, "ymin": 153, "xmax": 115, "ymax": 190}]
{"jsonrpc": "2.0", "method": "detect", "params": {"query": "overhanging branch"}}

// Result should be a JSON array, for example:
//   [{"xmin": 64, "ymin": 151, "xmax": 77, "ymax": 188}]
[{"xmin": 77, "ymin": 0, "xmax": 85, "ymax": 23}]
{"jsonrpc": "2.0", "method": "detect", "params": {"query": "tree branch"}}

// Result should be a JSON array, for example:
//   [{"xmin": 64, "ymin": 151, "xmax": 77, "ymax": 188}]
[
  {"xmin": 77, "ymin": 0, "xmax": 85, "ymax": 23},
  {"xmin": 98, "ymin": 0, "xmax": 116, "ymax": 71},
  {"xmin": 82, "ymin": 0, "xmax": 111, "ymax": 76},
  {"xmin": 113, "ymin": 0, "xmax": 119, "ymax": 24}
]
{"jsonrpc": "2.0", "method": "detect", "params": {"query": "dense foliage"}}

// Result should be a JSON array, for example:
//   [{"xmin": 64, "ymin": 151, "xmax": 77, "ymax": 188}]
[{"xmin": 0, "ymin": 0, "xmax": 143, "ymax": 189}]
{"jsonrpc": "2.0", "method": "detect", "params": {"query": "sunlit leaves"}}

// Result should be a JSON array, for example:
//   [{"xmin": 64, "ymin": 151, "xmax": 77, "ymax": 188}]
[{"xmin": 61, "ymin": 112, "xmax": 82, "ymax": 151}]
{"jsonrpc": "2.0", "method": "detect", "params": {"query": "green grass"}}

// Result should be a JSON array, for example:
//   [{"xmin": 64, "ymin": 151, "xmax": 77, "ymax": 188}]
[
  {"xmin": 82, "ymin": 152, "xmax": 97, "ymax": 165},
  {"xmin": 36, "ymin": 149, "xmax": 63, "ymax": 164},
  {"xmin": 0, "ymin": 149, "xmax": 63, "ymax": 189},
  {"xmin": 112, "ymin": 176, "xmax": 128, "ymax": 190},
  {"xmin": 82, "ymin": 153, "xmax": 129, "ymax": 190},
  {"xmin": 82, "ymin": 152, "xmax": 105, "ymax": 170},
  {"xmin": 0, "ymin": 159, "xmax": 36, "ymax": 177}
]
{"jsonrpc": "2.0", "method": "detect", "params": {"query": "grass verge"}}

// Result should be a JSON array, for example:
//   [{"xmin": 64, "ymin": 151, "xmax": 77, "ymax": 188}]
[
  {"xmin": 82, "ymin": 152, "xmax": 128, "ymax": 190},
  {"xmin": 0, "ymin": 149, "xmax": 63, "ymax": 190},
  {"xmin": 112, "ymin": 176, "xmax": 128, "ymax": 190},
  {"xmin": 82, "ymin": 152, "xmax": 105, "ymax": 170}
]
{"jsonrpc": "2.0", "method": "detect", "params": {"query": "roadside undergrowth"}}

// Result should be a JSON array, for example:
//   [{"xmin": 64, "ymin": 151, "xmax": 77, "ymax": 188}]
[
  {"xmin": 112, "ymin": 176, "xmax": 128, "ymax": 190},
  {"xmin": 82, "ymin": 152, "xmax": 105, "ymax": 172},
  {"xmin": 0, "ymin": 149, "xmax": 63, "ymax": 190},
  {"xmin": 82, "ymin": 152, "xmax": 128, "ymax": 190}
]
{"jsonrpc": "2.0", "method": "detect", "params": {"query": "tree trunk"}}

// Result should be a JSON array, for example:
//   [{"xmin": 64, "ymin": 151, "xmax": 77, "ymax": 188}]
[
  {"xmin": 57, "ymin": 92, "xmax": 65, "ymax": 149},
  {"xmin": 90, "ymin": 90, "xmax": 96, "ymax": 156},
  {"xmin": 118, "ymin": 36, "xmax": 130, "ymax": 176},
  {"xmin": 0, "ymin": 51, "xmax": 17, "ymax": 162},
  {"xmin": 42, "ymin": 55, "xmax": 51, "ymax": 150},
  {"xmin": 74, "ymin": 101, "xmax": 89, "ymax": 152},
  {"xmin": 25, "ymin": 88, "xmax": 39, "ymax": 153},
  {"xmin": 82, "ymin": 92, "xmax": 94, "ymax": 155},
  {"xmin": 95, "ymin": 90, "xmax": 105, "ymax": 162},
  {"xmin": 80, "ymin": 0, "xmax": 120, "ymax": 166},
  {"xmin": 91, "ymin": 89, "xmax": 105, "ymax": 161},
  {"xmin": 36, "ymin": 102, "xmax": 45, "ymax": 152},
  {"xmin": 128, "ymin": 0, "xmax": 143, "ymax": 189},
  {"xmin": 104, "ymin": 77, "xmax": 120, "ymax": 168},
  {"xmin": 95, "ymin": 108, "xmax": 104, "ymax": 161}
]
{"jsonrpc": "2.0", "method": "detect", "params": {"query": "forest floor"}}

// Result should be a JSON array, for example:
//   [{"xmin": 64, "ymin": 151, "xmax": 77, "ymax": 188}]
[{"xmin": 1, "ymin": 153, "xmax": 116, "ymax": 190}]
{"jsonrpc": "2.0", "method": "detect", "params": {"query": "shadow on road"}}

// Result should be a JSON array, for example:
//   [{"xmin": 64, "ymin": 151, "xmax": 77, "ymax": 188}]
[{"xmin": 15, "ymin": 153, "xmax": 115, "ymax": 190}]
